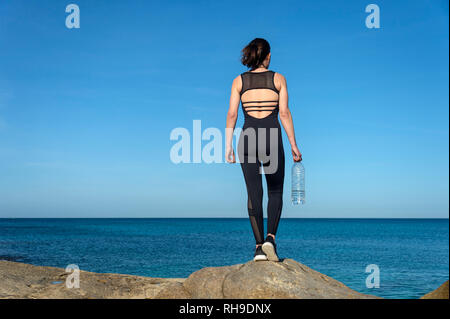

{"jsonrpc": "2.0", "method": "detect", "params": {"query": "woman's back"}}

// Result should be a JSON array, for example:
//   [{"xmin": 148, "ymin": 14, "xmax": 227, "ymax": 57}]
[{"xmin": 240, "ymin": 70, "xmax": 280, "ymax": 119}]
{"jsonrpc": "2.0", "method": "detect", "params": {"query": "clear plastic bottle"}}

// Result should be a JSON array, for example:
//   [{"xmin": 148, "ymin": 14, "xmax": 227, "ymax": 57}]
[{"xmin": 291, "ymin": 162, "xmax": 305, "ymax": 205}]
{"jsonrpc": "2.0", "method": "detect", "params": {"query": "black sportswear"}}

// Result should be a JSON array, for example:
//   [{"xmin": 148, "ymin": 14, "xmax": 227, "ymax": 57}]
[{"xmin": 237, "ymin": 70, "xmax": 285, "ymax": 245}]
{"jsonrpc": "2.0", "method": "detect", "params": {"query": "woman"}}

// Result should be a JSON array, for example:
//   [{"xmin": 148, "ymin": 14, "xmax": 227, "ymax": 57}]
[{"xmin": 226, "ymin": 38, "xmax": 302, "ymax": 262}]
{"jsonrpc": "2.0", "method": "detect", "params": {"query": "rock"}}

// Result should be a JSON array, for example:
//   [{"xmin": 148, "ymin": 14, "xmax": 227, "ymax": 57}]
[
  {"xmin": 180, "ymin": 259, "xmax": 377, "ymax": 299},
  {"xmin": 0, "ymin": 260, "xmax": 184, "ymax": 299},
  {"xmin": 420, "ymin": 281, "xmax": 449, "ymax": 299},
  {"xmin": 153, "ymin": 282, "xmax": 191, "ymax": 299},
  {"xmin": 0, "ymin": 259, "xmax": 378, "ymax": 299},
  {"xmin": 183, "ymin": 264, "xmax": 242, "ymax": 298}
]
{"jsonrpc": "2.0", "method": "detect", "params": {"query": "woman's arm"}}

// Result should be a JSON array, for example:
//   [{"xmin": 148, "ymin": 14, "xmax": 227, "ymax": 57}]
[
  {"xmin": 225, "ymin": 75, "xmax": 242, "ymax": 163},
  {"xmin": 276, "ymin": 73, "xmax": 302, "ymax": 162}
]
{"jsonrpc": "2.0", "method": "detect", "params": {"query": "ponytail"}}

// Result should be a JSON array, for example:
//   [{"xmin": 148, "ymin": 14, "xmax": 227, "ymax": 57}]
[{"xmin": 241, "ymin": 38, "xmax": 271, "ymax": 70}]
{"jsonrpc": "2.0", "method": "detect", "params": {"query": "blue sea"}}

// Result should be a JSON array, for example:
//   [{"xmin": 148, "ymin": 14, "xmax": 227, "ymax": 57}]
[{"xmin": 0, "ymin": 218, "xmax": 448, "ymax": 299}]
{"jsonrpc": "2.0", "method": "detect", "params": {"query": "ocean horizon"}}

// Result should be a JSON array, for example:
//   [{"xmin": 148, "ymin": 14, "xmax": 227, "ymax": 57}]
[{"xmin": 0, "ymin": 218, "xmax": 448, "ymax": 299}]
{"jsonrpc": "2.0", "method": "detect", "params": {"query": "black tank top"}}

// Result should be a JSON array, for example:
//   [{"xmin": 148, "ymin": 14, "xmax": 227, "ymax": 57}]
[{"xmin": 240, "ymin": 71, "xmax": 280, "ymax": 117}]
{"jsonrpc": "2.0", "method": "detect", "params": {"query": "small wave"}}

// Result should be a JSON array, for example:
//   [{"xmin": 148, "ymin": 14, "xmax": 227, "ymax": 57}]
[{"xmin": 0, "ymin": 255, "xmax": 28, "ymax": 262}]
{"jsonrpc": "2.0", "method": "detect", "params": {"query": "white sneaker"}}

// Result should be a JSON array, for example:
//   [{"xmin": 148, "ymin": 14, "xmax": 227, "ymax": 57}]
[{"xmin": 253, "ymin": 246, "xmax": 268, "ymax": 261}]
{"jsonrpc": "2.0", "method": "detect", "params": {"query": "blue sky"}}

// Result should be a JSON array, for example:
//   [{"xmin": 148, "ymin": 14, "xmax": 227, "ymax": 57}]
[{"xmin": 0, "ymin": 0, "xmax": 448, "ymax": 218}]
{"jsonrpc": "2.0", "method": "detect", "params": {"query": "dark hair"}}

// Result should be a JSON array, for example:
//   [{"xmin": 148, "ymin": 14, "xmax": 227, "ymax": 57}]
[{"xmin": 241, "ymin": 38, "xmax": 271, "ymax": 70}]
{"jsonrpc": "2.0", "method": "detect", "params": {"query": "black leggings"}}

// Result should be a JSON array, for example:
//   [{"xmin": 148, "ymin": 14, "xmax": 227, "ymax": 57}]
[{"xmin": 238, "ymin": 115, "xmax": 285, "ymax": 245}]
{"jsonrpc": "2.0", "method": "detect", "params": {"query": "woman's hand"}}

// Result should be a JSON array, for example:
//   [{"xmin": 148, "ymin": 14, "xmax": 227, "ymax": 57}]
[
  {"xmin": 291, "ymin": 145, "xmax": 302, "ymax": 162},
  {"xmin": 226, "ymin": 146, "xmax": 236, "ymax": 163}
]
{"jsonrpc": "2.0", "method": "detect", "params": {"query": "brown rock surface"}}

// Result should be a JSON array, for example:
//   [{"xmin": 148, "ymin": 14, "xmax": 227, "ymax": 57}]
[
  {"xmin": 0, "ymin": 260, "xmax": 184, "ymax": 299},
  {"xmin": 0, "ymin": 259, "xmax": 380, "ymax": 299},
  {"xmin": 420, "ymin": 280, "xmax": 449, "ymax": 299}
]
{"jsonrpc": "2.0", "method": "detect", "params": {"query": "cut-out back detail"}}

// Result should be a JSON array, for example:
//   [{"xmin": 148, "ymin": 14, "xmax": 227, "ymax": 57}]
[{"xmin": 240, "ymin": 71, "xmax": 279, "ymax": 119}]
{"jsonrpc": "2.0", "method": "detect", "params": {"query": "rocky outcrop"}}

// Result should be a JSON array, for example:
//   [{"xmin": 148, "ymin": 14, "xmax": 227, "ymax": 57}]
[
  {"xmin": 0, "ymin": 260, "xmax": 184, "ymax": 299},
  {"xmin": 179, "ymin": 259, "xmax": 378, "ymax": 299},
  {"xmin": 420, "ymin": 281, "xmax": 449, "ymax": 299},
  {"xmin": 0, "ymin": 259, "xmax": 379, "ymax": 299}
]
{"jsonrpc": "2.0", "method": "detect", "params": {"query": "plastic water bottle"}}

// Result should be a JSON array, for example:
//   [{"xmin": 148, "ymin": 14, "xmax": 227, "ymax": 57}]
[{"xmin": 291, "ymin": 162, "xmax": 305, "ymax": 205}]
